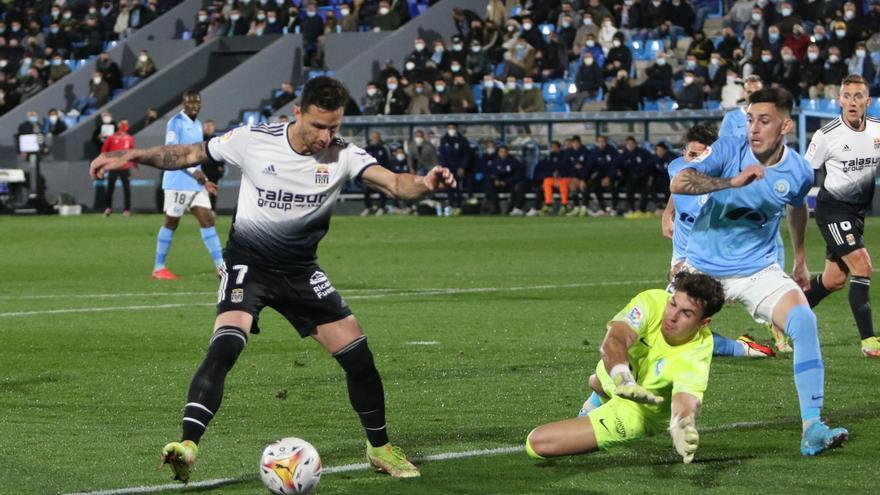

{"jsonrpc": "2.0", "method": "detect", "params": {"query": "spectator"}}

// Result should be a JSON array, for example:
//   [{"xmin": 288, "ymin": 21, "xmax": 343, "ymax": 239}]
[
  {"xmin": 449, "ymin": 35, "xmax": 468, "ymax": 68},
  {"xmin": 784, "ymin": 23, "xmax": 810, "ymax": 61},
  {"xmin": 96, "ymin": 52, "xmax": 123, "ymax": 91},
  {"xmin": 486, "ymin": 144, "xmax": 526, "ymax": 215},
  {"xmin": 134, "ymin": 50, "xmax": 157, "ymax": 79},
  {"xmin": 466, "ymin": 38, "xmax": 492, "ymax": 83},
  {"xmin": 340, "ymin": 3, "xmax": 359, "ymax": 32},
  {"xmin": 751, "ymin": 49, "xmax": 779, "ymax": 86},
  {"xmin": 775, "ymin": 1, "xmax": 801, "ymax": 37},
  {"xmin": 676, "ymin": 55, "xmax": 708, "ymax": 82},
  {"xmin": 265, "ymin": 10, "xmax": 284, "ymax": 35},
  {"xmin": 408, "ymin": 37, "xmax": 431, "ymax": 69},
  {"xmin": 555, "ymin": 1, "xmax": 581, "ymax": 30},
  {"xmin": 847, "ymin": 42, "xmax": 875, "ymax": 85},
  {"xmin": 716, "ymin": 26, "xmax": 739, "ymax": 63},
  {"xmin": 828, "ymin": 20, "xmax": 853, "ymax": 60},
  {"xmin": 686, "ymin": 30, "xmax": 715, "ymax": 67},
  {"xmin": 382, "ymin": 75, "xmax": 409, "ymax": 115},
  {"xmin": 519, "ymin": 76, "xmax": 543, "ymax": 113},
  {"xmin": 740, "ymin": 26, "xmax": 763, "ymax": 66},
  {"xmin": 819, "ymin": 46, "xmax": 847, "ymax": 100},
  {"xmin": 744, "ymin": 4, "xmax": 766, "ymax": 37},
  {"xmin": 558, "ymin": 13, "xmax": 577, "ymax": 59},
  {"xmin": 639, "ymin": 52, "xmax": 674, "ymax": 102},
  {"xmin": 720, "ymin": 73, "xmax": 742, "ymax": 109},
  {"xmin": 439, "ymin": 122, "xmax": 471, "ymax": 212},
  {"xmin": 537, "ymin": 140, "xmax": 570, "ymax": 213},
  {"xmin": 226, "ymin": 8, "xmax": 250, "ymax": 36},
  {"xmin": 92, "ymin": 111, "xmax": 116, "ymax": 151},
  {"xmin": 75, "ymin": 71, "xmax": 111, "ymax": 112},
  {"xmin": 48, "ymin": 53, "xmax": 70, "ymax": 83},
  {"xmin": 501, "ymin": 76, "xmax": 521, "ymax": 113},
  {"xmin": 620, "ymin": 136, "xmax": 655, "ymax": 217},
  {"xmin": 272, "ymin": 82, "xmax": 296, "ymax": 109},
  {"xmin": 17, "ymin": 67, "xmax": 45, "ymax": 101},
  {"xmin": 78, "ymin": 16, "xmax": 104, "ymax": 59},
  {"xmin": 506, "ymin": 37, "xmax": 537, "ymax": 79},
  {"xmin": 801, "ymin": 44, "xmax": 824, "ymax": 99},
  {"xmin": 669, "ymin": 0, "xmax": 696, "ymax": 36},
  {"xmin": 602, "ymin": 33, "xmax": 632, "ymax": 79},
  {"xmin": 17, "ymin": 110, "xmax": 42, "ymax": 138},
  {"xmin": 372, "ymin": 1, "xmax": 401, "ymax": 31},
  {"xmin": 582, "ymin": 34, "xmax": 605, "ymax": 68},
  {"xmin": 564, "ymin": 136, "xmax": 592, "ymax": 215},
  {"xmin": 405, "ymin": 80, "xmax": 431, "ymax": 114},
  {"xmin": 429, "ymin": 79, "xmax": 451, "ymax": 114},
  {"xmin": 449, "ymin": 58, "xmax": 469, "ymax": 84},
  {"xmin": 447, "ymin": 74, "xmax": 476, "ymax": 114},
  {"xmin": 652, "ymin": 141, "xmax": 676, "ymax": 207},
  {"xmin": 430, "ymin": 38, "xmax": 451, "ymax": 72},
  {"xmin": 764, "ymin": 25, "xmax": 783, "ymax": 59},
  {"xmin": 573, "ymin": 12, "xmax": 599, "ymax": 58},
  {"xmin": 387, "ymin": 144, "xmax": 414, "ymax": 213},
  {"xmin": 361, "ymin": 130, "xmax": 392, "ymax": 215},
  {"xmin": 537, "ymin": 32, "xmax": 567, "ymax": 81},
  {"xmin": 586, "ymin": 0, "xmax": 613, "ymax": 29},
  {"xmin": 568, "ymin": 52, "xmax": 603, "ymax": 111},
  {"xmin": 777, "ymin": 46, "xmax": 800, "ymax": 97},
  {"xmin": 194, "ymin": 9, "xmax": 210, "ymax": 44},
  {"xmin": 249, "ymin": 10, "xmax": 268, "ymax": 36},
  {"xmin": 812, "ymin": 24, "xmax": 829, "ymax": 54},
  {"xmin": 0, "ymin": 88, "xmax": 15, "ymax": 116},
  {"xmin": 46, "ymin": 21, "xmax": 72, "ymax": 57},
  {"xmin": 597, "ymin": 16, "xmax": 618, "ymax": 52},
  {"xmin": 145, "ymin": 107, "xmax": 159, "ymax": 126},
  {"xmin": 518, "ymin": 15, "xmax": 545, "ymax": 51},
  {"xmin": 480, "ymin": 74, "xmax": 503, "ymax": 113},
  {"xmin": 377, "ymin": 61, "xmax": 401, "ymax": 92},
  {"xmin": 607, "ymin": 69, "xmax": 639, "ymax": 111},
  {"xmin": 406, "ymin": 129, "xmax": 438, "ymax": 176},
  {"xmin": 114, "ymin": 0, "xmax": 134, "ymax": 39},
  {"xmin": 485, "ymin": 0, "xmax": 506, "ymax": 28},
  {"xmin": 44, "ymin": 108, "xmax": 68, "ymax": 136},
  {"xmin": 676, "ymin": 70, "xmax": 704, "ymax": 109},
  {"xmin": 705, "ymin": 53, "xmax": 728, "ymax": 100},
  {"xmin": 102, "ymin": 119, "xmax": 136, "ymax": 216}
]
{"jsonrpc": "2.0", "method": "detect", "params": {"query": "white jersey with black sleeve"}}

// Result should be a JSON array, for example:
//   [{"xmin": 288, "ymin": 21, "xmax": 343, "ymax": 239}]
[
  {"xmin": 206, "ymin": 122, "xmax": 378, "ymax": 272},
  {"xmin": 804, "ymin": 115, "xmax": 880, "ymax": 221}
]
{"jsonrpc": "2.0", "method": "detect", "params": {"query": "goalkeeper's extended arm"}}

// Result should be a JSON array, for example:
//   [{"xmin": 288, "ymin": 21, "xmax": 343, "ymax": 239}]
[
  {"xmin": 600, "ymin": 322, "xmax": 664, "ymax": 406},
  {"xmin": 669, "ymin": 392, "xmax": 701, "ymax": 463}
]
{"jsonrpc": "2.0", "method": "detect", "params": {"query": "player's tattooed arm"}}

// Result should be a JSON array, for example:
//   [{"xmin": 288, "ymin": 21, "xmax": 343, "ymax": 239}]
[
  {"xmin": 125, "ymin": 143, "xmax": 208, "ymax": 170},
  {"xmin": 670, "ymin": 165, "xmax": 764, "ymax": 195}
]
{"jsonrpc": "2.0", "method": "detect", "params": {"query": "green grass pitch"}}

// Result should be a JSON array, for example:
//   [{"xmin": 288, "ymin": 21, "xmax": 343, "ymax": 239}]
[{"xmin": 0, "ymin": 214, "xmax": 876, "ymax": 494}]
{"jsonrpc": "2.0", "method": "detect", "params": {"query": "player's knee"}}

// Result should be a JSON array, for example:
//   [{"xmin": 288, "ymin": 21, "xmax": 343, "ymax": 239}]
[
  {"xmin": 207, "ymin": 325, "xmax": 248, "ymax": 367},
  {"xmin": 824, "ymin": 271, "xmax": 847, "ymax": 292},
  {"xmin": 588, "ymin": 374, "xmax": 603, "ymax": 394},
  {"xmin": 525, "ymin": 428, "xmax": 549, "ymax": 459},
  {"xmin": 332, "ymin": 336, "xmax": 377, "ymax": 377},
  {"xmin": 849, "ymin": 251, "xmax": 873, "ymax": 277},
  {"xmin": 785, "ymin": 305, "xmax": 817, "ymax": 342}
]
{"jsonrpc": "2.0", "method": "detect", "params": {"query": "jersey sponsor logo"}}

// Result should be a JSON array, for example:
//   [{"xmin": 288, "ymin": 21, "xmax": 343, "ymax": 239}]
[
  {"xmin": 773, "ymin": 179, "xmax": 790, "ymax": 197},
  {"xmin": 315, "ymin": 164, "xmax": 329, "ymax": 185},
  {"xmin": 310, "ymin": 271, "xmax": 336, "ymax": 299},
  {"xmin": 614, "ymin": 417, "xmax": 627, "ymax": 438},
  {"xmin": 255, "ymin": 187, "xmax": 328, "ymax": 210},
  {"xmin": 841, "ymin": 157, "xmax": 880, "ymax": 173},
  {"xmin": 262, "ymin": 164, "xmax": 277, "ymax": 176},
  {"xmin": 626, "ymin": 307, "xmax": 643, "ymax": 328},
  {"xmin": 725, "ymin": 207, "xmax": 767, "ymax": 224}
]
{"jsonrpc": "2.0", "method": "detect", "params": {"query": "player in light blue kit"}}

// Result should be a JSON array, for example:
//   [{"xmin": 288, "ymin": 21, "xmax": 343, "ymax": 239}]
[
  {"xmin": 152, "ymin": 90, "xmax": 223, "ymax": 280},
  {"xmin": 669, "ymin": 87, "xmax": 848, "ymax": 456},
  {"xmin": 719, "ymin": 76, "xmax": 792, "ymax": 352}
]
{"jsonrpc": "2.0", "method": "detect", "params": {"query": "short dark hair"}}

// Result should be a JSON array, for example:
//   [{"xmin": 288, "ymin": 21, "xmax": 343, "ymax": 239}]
[
  {"xmin": 182, "ymin": 89, "xmax": 200, "ymax": 101},
  {"xmin": 300, "ymin": 76, "xmax": 349, "ymax": 112},
  {"xmin": 685, "ymin": 122, "xmax": 718, "ymax": 147},
  {"xmin": 748, "ymin": 87, "xmax": 794, "ymax": 115},
  {"xmin": 671, "ymin": 272, "xmax": 725, "ymax": 318}
]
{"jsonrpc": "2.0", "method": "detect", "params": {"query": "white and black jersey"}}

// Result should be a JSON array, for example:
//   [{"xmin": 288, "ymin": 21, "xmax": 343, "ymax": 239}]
[
  {"xmin": 206, "ymin": 122, "xmax": 378, "ymax": 272},
  {"xmin": 804, "ymin": 115, "xmax": 880, "ymax": 221}
]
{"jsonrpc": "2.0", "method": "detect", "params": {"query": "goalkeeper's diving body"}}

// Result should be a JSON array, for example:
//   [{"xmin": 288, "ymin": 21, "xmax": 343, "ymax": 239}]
[{"xmin": 525, "ymin": 272, "xmax": 724, "ymax": 463}]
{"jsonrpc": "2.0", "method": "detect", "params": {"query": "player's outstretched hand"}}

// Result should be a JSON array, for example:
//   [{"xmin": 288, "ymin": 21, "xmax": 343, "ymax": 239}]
[
  {"xmin": 792, "ymin": 262, "xmax": 810, "ymax": 291},
  {"xmin": 670, "ymin": 415, "xmax": 699, "ymax": 464},
  {"xmin": 613, "ymin": 372, "xmax": 664, "ymax": 405},
  {"xmin": 89, "ymin": 151, "xmax": 129, "ymax": 179},
  {"xmin": 204, "ymin": 181, "xmax": 219, "ymax": 195},
  {"xmin": 425, "ymin": 166, "xmax": 457, "ymax": 191},
  {"xmin": 730, "ymin": 164, "xmax": 765, "ymax": 188}
]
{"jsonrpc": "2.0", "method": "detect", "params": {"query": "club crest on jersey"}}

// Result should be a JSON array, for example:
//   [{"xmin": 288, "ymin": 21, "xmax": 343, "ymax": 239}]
[
  {"xmin": 231, "ymin": 288, "xmax": 244, "ymax": 304},
  {"xmin": 874, "ymin": 137, "xmax": 880, "ymax": 150},
  {"xmin": 655, "ymin": 358, "xmax": 666, "ymax": 377},
  {"xmin": 315, "ymin": 164, "xmax": 329, "ymax": 185},
  {"xmin": 626, "ymin": 306, "xmax": 643, "ymax": 328},
  {"xmin": 846, "ymin": 234, "xmax": 856, "ymax": 246},
  {"xmin": 773, "ymin": 179, "xmax": 790, "ymax": 197}
]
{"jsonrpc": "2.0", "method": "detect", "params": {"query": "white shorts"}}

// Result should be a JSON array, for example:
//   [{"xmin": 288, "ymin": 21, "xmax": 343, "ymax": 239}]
[
  {"xmin": 163, "ymin": 190, "xmax": 211, "ymax": 217},
  {"xmin": 682, "ymin": 262, "xmax": 800, "ymax": 323}
]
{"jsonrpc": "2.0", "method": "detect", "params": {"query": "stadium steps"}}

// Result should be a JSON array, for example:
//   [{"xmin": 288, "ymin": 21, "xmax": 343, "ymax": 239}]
[{"xmin": 0, "ymin": 0, "xmax": 202, "ymax": 159}]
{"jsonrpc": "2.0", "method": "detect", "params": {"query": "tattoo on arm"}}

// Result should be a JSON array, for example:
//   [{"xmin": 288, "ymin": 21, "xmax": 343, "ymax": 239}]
[
  {"xmin": 676, "ymin": 169, "xmax": 732, "ymax": 194},
  {"xmin": 131, "ymin": 144, "xmax": 206, "ymax": 170}
]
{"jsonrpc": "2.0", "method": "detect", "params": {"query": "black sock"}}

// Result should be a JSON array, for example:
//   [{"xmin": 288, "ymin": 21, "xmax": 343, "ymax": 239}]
[
  {"xmin": 849, "ymin": 276, "xmax": 874, "ymax": 340},
  {"xmin": 805, "ymin": 274, "xmax": 833, "ymax": 308},
  {"xmin": 182, "ymin": 326, "xmax": 247, "ymax": 444},
  {"xmin": 333, "ymin": 336, "xmax": 389, "ymax": 447}
]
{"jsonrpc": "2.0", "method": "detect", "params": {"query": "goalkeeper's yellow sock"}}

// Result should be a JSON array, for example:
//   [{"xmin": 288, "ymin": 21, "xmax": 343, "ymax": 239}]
[{"xmin": 525, "ymin": 430, "xmax": 545, "ymax": 460}]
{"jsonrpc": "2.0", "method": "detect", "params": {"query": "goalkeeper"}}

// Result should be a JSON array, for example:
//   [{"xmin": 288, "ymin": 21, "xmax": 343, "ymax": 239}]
[{"xmin": 526, "ymin": 272, "xmax": 724, "ymax": 464}]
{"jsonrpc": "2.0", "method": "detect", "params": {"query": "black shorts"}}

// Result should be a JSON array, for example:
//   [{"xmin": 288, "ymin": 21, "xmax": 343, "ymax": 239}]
[
  {"xmin": 817, "ymin": 215, "xmax": 865, "ymax": 261},
  {"xmin": 216, "ymin": 260, "xmax": 352, "ymax": 338}
]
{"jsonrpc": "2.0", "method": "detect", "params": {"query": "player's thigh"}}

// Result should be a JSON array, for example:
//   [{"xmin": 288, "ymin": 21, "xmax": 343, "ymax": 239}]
[
  {"xmin": 820, "ymin": 259, "xmax": 849, "ymax": 291},
  {"xmin": 770, "ymin": 288, "xmax": 811, "ymax": 331},
  {"xmin": 528, "ymin": 416, "xmax": 599, "ymax": 457},
  {"xmin": 216, "ymin": 261, "xmax": 275, "ymax": 334},
  {"xmin": 587, "ymin": 396, "xmax": 648, "ymax": 450},
  {"xmin": 841, "ymin": 248, "xmax": 873, "ymax": 277},
  {"xmin": 191, "ymin": 205, "xmax": 215, "ymax": 228},
  {"xmin": 163, "ymin": 190, "xmax": 194, "ymax": 218},
  {"xmin": 722, "ymin": 264, "xmax": 801, "ymax": 323},
  {"xmin": 311, "ymin": 316, "xmax": 365, "ymax": 354},
  {"xmin": 271, "ymin": 268, "xmax": 355, "ymax": 342}
]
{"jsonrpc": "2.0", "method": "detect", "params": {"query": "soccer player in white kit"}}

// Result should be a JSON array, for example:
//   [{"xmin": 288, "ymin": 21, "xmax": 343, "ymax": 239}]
[
  {"xmin": 802, "ymin": 74, "xmax": 880, "ymax": 357},
  {"xmin": 90, "ymin": 76, "xmax": 457, "ymax": 482}
]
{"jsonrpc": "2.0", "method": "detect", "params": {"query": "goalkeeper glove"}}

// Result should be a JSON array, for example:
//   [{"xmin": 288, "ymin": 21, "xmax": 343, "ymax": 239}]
[
  {"xmin": 670, "ymin": 415, "xmax": 699, "ymax": 464},
  {"xmin": 610, "ymin": 365, "xmax": 664, "ymax": 405}
]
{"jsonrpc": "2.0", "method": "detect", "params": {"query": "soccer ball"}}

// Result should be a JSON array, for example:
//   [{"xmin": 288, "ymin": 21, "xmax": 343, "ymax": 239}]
[{"xmin": 259, "ymin": 437, "xmax": 322, "ymax": 495}]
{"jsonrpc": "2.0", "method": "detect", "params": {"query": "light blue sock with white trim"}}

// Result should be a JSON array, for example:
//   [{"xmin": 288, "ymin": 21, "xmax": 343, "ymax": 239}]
[
  {"xmin": 200, "ymin": 227, "xmax": 224, "ymax": 268},
  {"xmin": 154, "ymin": 226, "xmax": 175, "ymax": 271},
  {"xmin": 712, "ymin": 332, "xmax": 745, "ymax": 357},
  {"xmin": 786, "ymin": 304, "xmax": 823, "ymax": 423}
]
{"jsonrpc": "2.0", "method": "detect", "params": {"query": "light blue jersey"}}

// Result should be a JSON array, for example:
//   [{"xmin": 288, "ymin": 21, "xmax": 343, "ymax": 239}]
[
  {"xmin": 161, "ymin": 111, "xmax": 204, "ymax": 191},
  {"xmin": 668, "ymin": 159, "xmax": 707, "ymax": 261},
  {"xmin": 674, "ymin": 136, "xmax": 812, "ymax": 277},
  {"xmin": 719, "ymin": 107, "xmax": 748, "ymax": 138}
]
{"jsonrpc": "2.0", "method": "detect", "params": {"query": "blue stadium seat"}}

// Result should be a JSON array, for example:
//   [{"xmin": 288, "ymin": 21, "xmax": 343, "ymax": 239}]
[
  {"xmin": 242, "ymin": 111, "xmax": 264, "ymax": 125},
  {"xmin": 317, "ymin": 6, "xmax": 334, "ymax": 20},
  {"xmin": 472, "ymin": 84, "xmax": 482, "ymax": 110},
  {"xmin": 644, "ymin": 39, "xmax": 664, "ymax": 60},
  {"xmin": 123, "ymin": 76, "xmax": 141, "ymax": 89},
  {"xmin": 868, "ymin": 99, "xmax": 880, "ymax": 117},
  {"xmin": 706, "ymin": 0, "xmax": 724, "ymax": 18},
  {"xmin": 706, "ymin": 99, "xmax": 721, "ymax": 110},
  {"xmin": 63, "ymin": 115, "xmax": 77, "ymax": 129},
  {"xmin": 111, "ymin": 89, "xmax": 124, "ymax": 100},
  {"xmin": 180, "ymin": 30, "xmax": 192, "ymax": 40},
  {"xmin": 641, "ymin": 99, "xmax": 659, "ymax": 111}
]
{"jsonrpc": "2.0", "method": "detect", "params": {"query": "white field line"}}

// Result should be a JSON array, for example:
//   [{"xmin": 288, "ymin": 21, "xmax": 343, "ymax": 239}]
[
  {"xmin": 0, "ymin": 280, "xmax": 659, "ymax": 318},
  {"xmin": 0, "ymin": 288, "xmax": 419, "ymax": 300},
  {"xmin": 62, "ymin": 419, "xmax": 791, "ymax": 495}
]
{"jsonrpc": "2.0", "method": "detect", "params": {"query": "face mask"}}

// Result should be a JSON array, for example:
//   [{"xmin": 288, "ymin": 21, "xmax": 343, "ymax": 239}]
[
  {"xmin": 435, "ymin": 84, "xmax": 445, "ymax": 92},
  {"xmin": 769, "ymin": 33, "xmax": 779, "ymax": 42},
  {"xmin": 683, "ymin": 76, "xmax": 694, "ymax": 85},
  {"xmin": 259, "ymin": 0, "xmax": 267, "ymax": 4},
  {"xmin": 267, "ymin": 16, "xmax": 276, "ymax": 22},
  {"xmin": 405, "ymin": 61, "xmax": 415, "ymax": 71},
  {"xmin": 844, "ymin": 11, "xmax": 855, "ymax": 20},
  {"xmin": 387, "ymin": 83, "xmax": 398, "ymax": 91},
  {"xmin": 523, "ymin": 82, "xmax": 533, "ymax": 90},
  {"xmin": 829, "ymin": 54, "xmax": 840, "ymax": 63},
  {"xmin": 562, "ymin": 21, "xmax": 571, "ymax": 28},
  {"xmin": 781, "ymin": 8, "xmax": 791, "ymax": 16},
  {"xmin": 486, "ymin": 147, "xmax": 495, "ymax": 155},
  {"xmin": 507, "ymin": 24, "xmax": 516, "ymax": 32},
  {"xmin": 50, "ymin": 27, "xmax": 59, "ymax": 34},
  {"xmin": 378, "ymin": 7, "xmax": 389, "ymax": 15},
  {"xmin": 49, "ymin": 115, "xmax": 58, "ymax": 124},
  {"xmin": 434, "ymin": 46, "xmax": 444, "ymax": 53},
  {"xmin": 602, "ymin": 21, "xmax": 612, "ymax": 28},
  {"xmin": 231, "ymin": 14, "xmax": 240, "ymax": 21},
  {"xmin": 63, "ymin": 12, "xmax": 71, "ymax": 19},
  {"xmin": 483, "ymin": 80, "xmax": 494, "ymax": 88},
  {"xmin": 751, "ymin": 13, "xmax": 761, "ymax": 22},
  {"xmin": 395, "ymin": 153, "xmax": 405, "ymax": 161},
  {"xmin": 783, "ymin": 54, "xmax": 796, "ymax": 62},
  {"xmin": 657, "ymin": 58, "xmax": 666, "ymax": 65},
  {"xmin": 471, "ymin": 45, "xmax": 480, "ymax": 53},
  {"xmin": 51, "ymin": 10, "xmax": 60, "ymax": 17},
  {"xmin": 257, "ymin": 14, "xmax": 266, "ymax": 21},
  {"xmin": 652, "ymin": 0, "xmax": 661, "ymax": 6},
  {"xmin": 22, "ymin": 57, "xmax": 31, "ymax": 66},
  {"xmin": 522, "ymin": 23, "xmax": 532, "ymax": 31},
  {"xmin": 447, "ymin": 129, "xmax": 457, "ymax": 136},
  {"xmin": 450, "ymin": 65, "xmax": 460, "ymax": 72},
  {"xmin": 12, "ymin": 25, "xmax": 20, "ymax": 32},
  {"xmin": 857, "ymin": 49, "xmax": 867, "ymax": 58},
  {"xmin": 686, "ymin": 60, "xmax": 696, "ymax": 68},
  {"xmin": 586, "ymin": 40, "xmax": 595, "ymax": 47},
  {"xmin": 584, "ymin": 57, "xmax": 594, "ymax": 66},
  {"xmin": 366, "ymin": 88, "xmax": 377, "ymax": 96},
  {"xmin": 710, "ymin": 58, "xmax": 720, "ymax": 66},
  {"xmin": 139, "ymin": 55, "xmax": 148, "ymax": 63},
  {"xmin": 452, "ymin": 44, "xmax": 463, "ymax": 51},
  {"xmin": 414, "ymin": 137, "xmax": 424, "ymax": 145},
  {"xmin": 102, "ymin": 116, "xmax": 112, "ymax": 124},
  {"xmin": 807, "ymin": 52, "xmax": 819, "ymax": 61},
  {"xmin": 612, "ymin": 40, "xmax": 621, "ymax": 48},
  {"xmin": 761, "ymin": 54, "xmax": 772, "ymax": 63},
  {"xmin": 52, "ymin": 58, "xmax": 62, "ymax": 66},
  {"xmin": 28, "ymin": 115, "xmax": 37, "ymax": 123},
  {"xmin": 726, "ymin": 76, "xmax": 737, "ymax": 84},
  {"xmin": 198, "ymin": 15, "xmax": 207, "ymax": 22},
  {"xmin": 341, "ymin": 9, "xmax": 349, "ymax": 16},
  {"xmin": 506, "ymin": 81, "xmax": 516, "ymax": 89},
  {"xmin": 306, "ymin": 9, "xmax": 318, "ymax": 17},
  {"xmin": 94, "ymin": 76, "xmax": 103, "ymax": 84},
  {"xmin": 835, "ymin": 29, "xmax": 846, "ymax": 38},
  {"xmin": 415, "ymin": 42, "xmax": 425, "ymax": 51},
  {"xmin": 0, "ymin": 60, "xmax": 6, "ymax": 68}
]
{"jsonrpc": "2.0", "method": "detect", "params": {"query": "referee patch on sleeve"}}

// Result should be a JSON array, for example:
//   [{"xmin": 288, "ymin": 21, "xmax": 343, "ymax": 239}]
[
  {"xmin": 166, "ymin": 130, "xmax": 176, "ymax": 143},
  {"xmin": 626, "ymin": 306, "xmax": 643, "ymax": 328}
]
